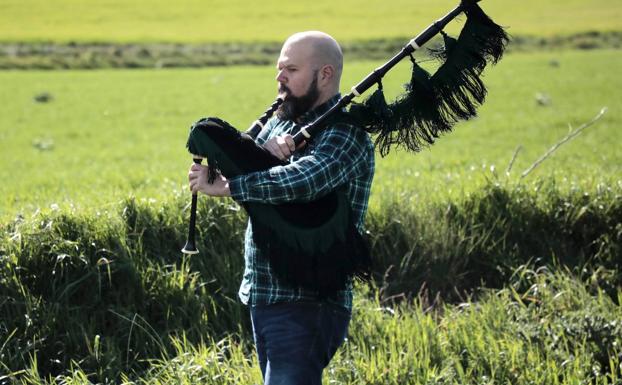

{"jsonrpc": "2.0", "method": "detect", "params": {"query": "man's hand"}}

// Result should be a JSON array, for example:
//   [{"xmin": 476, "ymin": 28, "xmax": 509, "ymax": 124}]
[
  {"xmin": 188, "ymin": 163, "xmax": 231, "ymax": 197},
  {"xmin": 262, "ymin": 134, "xmax": 303, "ymax": 160}
]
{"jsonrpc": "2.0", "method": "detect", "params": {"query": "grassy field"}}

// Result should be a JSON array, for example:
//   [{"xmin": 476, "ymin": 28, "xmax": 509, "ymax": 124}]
[
  {"xmin": 1, "ymin": 49, "xmax": 620, "ymax": 220},
  {"xmin": 1, "ymin": 0, "xmax": 621, "ymax": 43},
  {"xmin": 2, "ymin": 196, "xmax": 621, "ymax": 383},
  {"xmin": 1, "ymin": 2, "xmax": 621, "ymax": 381}
]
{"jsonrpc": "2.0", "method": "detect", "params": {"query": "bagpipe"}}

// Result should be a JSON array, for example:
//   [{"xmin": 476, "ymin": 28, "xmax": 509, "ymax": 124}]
[{"xmin": 183, "ymin": 0, "xmax": 508, "ymax": 296}]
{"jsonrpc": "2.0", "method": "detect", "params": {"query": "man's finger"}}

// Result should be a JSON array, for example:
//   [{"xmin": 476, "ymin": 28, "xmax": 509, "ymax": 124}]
[
  {"xmin": 277, "ymin": 135, "xmax": 296, "ymax": 159},
  {"xmin": 283, "ymin": 135, "xmax": 296, "ymax": 152},
  {"xmin": 269, "ymin": 142, "xmax": 287, "ymax": 160}
]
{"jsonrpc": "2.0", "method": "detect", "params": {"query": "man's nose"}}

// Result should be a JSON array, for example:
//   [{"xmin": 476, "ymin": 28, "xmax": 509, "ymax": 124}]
[{"xmin": 276, "ymin": 70, "xmax": 286, "ymax": 83}]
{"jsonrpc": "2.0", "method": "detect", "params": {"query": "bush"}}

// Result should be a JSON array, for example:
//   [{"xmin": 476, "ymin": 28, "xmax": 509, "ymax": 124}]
[{"xmin": 368, "ymin": 180, "xmax": 622, "ymax": 302}]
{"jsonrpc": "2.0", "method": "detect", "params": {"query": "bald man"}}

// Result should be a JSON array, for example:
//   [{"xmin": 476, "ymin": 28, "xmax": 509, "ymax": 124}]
[{"xmin": 189, "ymin": 31, "xmax": 375, "ymax": 385}]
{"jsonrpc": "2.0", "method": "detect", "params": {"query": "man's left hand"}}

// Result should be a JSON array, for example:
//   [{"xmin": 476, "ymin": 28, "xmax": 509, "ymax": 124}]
[{"xmin": 188, "ymin": 163, "xmax": 231, "ymax": 197}]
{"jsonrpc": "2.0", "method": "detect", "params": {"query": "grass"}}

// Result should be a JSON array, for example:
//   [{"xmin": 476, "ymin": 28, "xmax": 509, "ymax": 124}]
[
  {"xmin": 1, "ymin": 0, "xmax": 621, "ymax": 43},
  {"xmin": 1, "ymin": 176, "xmax": 620, "ymax": 382},
  {"xmin": 126, "ymin": 267, "xmax": 622, "ymax": 384},
  {"xmin": 0, "ymin": 195, "xmax": 250, "ymax": 381},
  {"xmin": 1, "ymin": 31, "xmax": 620, "ymax": 71},
  {"xmin": 1, "ymin": 11, "xmax": 621, "ymax": 381},
  {"xmin": 5, "ymin": 260, "xmax": 621, "ymax": 384},
  {"xmin": 1, "ymin": 49, "xmax": 620, "ymax": 221}
]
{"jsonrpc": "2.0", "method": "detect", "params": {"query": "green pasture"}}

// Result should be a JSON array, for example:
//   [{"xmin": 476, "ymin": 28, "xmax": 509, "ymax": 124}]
[
  {"xmin": 1, "ymin": 0, "xmax": 621, "ymax": 44},
  {"xmin": 1, "ymin": 49, "xmax": 620, "ymax": 220},
  {"xmin": 1, "ymin": 1, "xmax": 621, "ymax": 382}
]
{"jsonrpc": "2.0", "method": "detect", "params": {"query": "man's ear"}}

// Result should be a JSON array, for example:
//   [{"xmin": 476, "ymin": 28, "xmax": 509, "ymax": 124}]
[{"xmin": 320, "ymin": 64, "xmax": 334, "ymax": 83}]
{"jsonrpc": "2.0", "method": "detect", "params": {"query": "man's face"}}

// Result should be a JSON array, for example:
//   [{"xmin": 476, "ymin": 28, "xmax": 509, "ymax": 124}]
[
  {"xmin": 276, "ymin": 71, "xmax": 319, "ymax": 121},
  {"xmin": 275, "ymin": 41, "xmax": 321, "ymax": 121}
]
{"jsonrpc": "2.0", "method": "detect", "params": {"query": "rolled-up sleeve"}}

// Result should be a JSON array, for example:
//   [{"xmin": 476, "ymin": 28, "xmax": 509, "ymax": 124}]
[{"xmin": 229, "ymin": 124, "xmax": 369, "ymax": 204}]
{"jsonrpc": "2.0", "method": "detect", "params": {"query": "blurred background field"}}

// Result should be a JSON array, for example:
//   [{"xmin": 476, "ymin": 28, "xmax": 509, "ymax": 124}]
[
  {"xmin": 0, "ymin": 49, "xmax": 620, "ymax": 219},
  {"xmin": 0, "ymin": 0, "xmax": 621, "ymax": 384},
  {"xmin": 1, "ymin": 0, "xmax": 621, "ymax": 70},
  {"xmin": 1, "ymin": 0, "xmax": 621, "ymax": 43}
]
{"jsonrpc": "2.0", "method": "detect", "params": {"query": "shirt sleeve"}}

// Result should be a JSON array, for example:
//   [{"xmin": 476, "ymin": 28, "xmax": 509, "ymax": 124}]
[{"xmin": 229, "ymin": 124, "xmax": 371, "ymax": 204}]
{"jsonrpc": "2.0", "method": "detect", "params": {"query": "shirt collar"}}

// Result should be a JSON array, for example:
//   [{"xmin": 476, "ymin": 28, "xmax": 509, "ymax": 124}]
[{"xmin": 298, "ymin": 93, "xmax": 341, "ymax": 125}]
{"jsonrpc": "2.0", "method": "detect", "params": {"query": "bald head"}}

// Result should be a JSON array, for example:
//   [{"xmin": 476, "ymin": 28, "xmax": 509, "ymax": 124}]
[{"xmin": 283, "ymin": 31, "xmax": 343, "ymax": 85}]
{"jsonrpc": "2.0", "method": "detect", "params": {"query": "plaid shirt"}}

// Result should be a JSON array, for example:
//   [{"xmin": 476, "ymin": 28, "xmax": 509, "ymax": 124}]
[{"xmin": 228, "ymin": 94, "xmax": 375, "ymax": 311}]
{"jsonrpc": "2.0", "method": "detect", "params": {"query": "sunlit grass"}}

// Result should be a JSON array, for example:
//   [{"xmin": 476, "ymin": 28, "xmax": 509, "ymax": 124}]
[
  {"xmin": 7, "ymin": 268, "xmax": 621, "ymax": 384},
  {"xmin": 1, "ymin": 49, "xmax": 620, "ymax": 221},
  {"xmin": 1, "ymin": 177, "xmax": 620, "ymax": 383},
  {"xmin": 1, "ymin": 0, "xmax": 620, "ymax": 43},
  {"xmin": 1, "ymin": 37, "xmax": 621, "ymax": 385}
]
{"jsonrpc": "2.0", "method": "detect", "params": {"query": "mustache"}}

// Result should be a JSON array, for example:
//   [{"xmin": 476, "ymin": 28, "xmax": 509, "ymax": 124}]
[{"xmin": 278, "ymin": 84, "xmax": 292, "ymax": 97}]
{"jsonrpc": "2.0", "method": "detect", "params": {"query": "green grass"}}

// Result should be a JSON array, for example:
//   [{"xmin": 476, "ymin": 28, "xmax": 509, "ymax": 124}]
[
  {"xmin": 1, "ymin": 49, "xmax": 620, "ymax": 220},
  {"xmin": 1, "ymin": 174, "xmax": 620, "ymax": 382},
  {"xmin": 1, "ymin": 45, "xmax": 621, "ymax": 384},
  {"xmin": 6, "ymin": 265, "xmax": 622, "ymax": 384},
  {"xmin": 1, "ymin": 1, "xmax": 621, "ymax": 382},
  {"xmin": 1, "ymin": 0, "xmax": 621, "ymax": 43},
  {"xmin": 127, "ymin": 268, "xmax": 622, "ymax": 384}
]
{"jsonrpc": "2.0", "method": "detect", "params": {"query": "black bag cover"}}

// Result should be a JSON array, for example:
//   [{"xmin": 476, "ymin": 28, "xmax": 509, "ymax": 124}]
[{"xmin": 187, "ymin": 117, "xmax": 371, "ymax": 297}]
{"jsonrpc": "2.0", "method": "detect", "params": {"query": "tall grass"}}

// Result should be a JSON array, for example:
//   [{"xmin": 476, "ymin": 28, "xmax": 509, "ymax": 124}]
[
  {"xmin": 369, "ymin": 179, "xmax": 622, "ymax": 302},
  {"xmin": 1, "ymin": 179, "xmax": 620, "ymax": 382},
  {"xmin": 1, "ymin": 194, "xmax": 249, "ymax": 380},
  {"xmin": 8, "ymin": 267, "xmax": 621, "ymax": 384}
]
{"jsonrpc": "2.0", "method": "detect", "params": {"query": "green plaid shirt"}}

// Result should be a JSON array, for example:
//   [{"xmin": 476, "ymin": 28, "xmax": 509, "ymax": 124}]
[{"xmin": 229, "ymin": 94, "xmax": 375, "ymax": 311}]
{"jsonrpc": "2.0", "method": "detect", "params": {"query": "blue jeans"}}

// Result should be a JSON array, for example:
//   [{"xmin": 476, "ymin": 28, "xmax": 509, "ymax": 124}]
[{"xmin": 250, "ymin": 301, "xmax": 351, "ymax": 385}]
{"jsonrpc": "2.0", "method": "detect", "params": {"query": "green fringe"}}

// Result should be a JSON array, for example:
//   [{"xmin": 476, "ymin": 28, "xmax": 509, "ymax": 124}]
[
  {"xmin": 187, "ymin": 122, "xmax": 353, "ymax": 257},
  {"xmin": 246, "ymin": 192, "xmax": 351, "ymax": 256},
  {"xmin": 383, "ymin": 62, "xmax": 446, "ymax": 156},
  {"xmin": 348, "ymin": 87, "xmax": 392, "ymax": 135}
]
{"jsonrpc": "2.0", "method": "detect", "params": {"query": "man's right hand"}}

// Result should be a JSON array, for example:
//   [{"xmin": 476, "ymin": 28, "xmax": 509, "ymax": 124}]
[{"xmin": 262, "ymin": 134, "xmax": 296, "ymax": 161}]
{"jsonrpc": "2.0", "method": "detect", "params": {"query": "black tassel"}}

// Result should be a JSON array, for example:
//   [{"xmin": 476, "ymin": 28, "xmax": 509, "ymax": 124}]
[
  {"xmin": 462, "ymin": 2, "xmax": 510, "ymax": 65},
  {"xmin": 431, "ymin": 54, "xmax": 487, "ymax": 122},
  {"xmin": 428, "ymin": 30, "xmax": 457, "ymax": 61},
  {"xmin": 361, "ymin": 59, "xmax": 456, "ymax": 156},
  {"xmin": 426, "ymin": 3, "xmax": 508, "ymax": 127},
  {"xmin": 348, "ymin": 85, "xmax": 392, "ymax": 135},
  {"xmin": 384, "ymin": 61, "xmax": 450, "ymax": 155},
  {"xmin": 347, "ymin": 3, "xmax": 508, "ymax": 156}
]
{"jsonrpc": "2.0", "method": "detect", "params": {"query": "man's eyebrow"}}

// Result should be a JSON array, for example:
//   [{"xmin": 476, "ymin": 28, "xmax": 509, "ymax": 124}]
[{"xmin": 277, "ymin": 62, "xmax": 298, "ymax": 70}]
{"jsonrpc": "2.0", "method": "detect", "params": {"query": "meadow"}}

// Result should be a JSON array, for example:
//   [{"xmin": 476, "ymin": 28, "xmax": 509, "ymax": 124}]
[
  {"xmin": 1, "ymin": 180, "xmax": 620, "ymax": 383},
  {"xmin": 0, "ymin": 49, "xmax": 620, "ymax": 219},
  {"xmin": 1, "ymin": 0, "xmax": 621, "ymax": 43},
  {"xmin": 1, "ymin": 47, "xmax": 621, "ymax": 384},
  {"xmin": 1, "ymin": 0, "xmax": 621, "ymax": 383}
]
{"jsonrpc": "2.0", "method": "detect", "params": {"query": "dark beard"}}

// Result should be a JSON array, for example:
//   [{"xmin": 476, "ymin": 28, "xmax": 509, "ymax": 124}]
[{"xmin": 276, "ymin": 72, "xmax": 320, "ymax": 121}]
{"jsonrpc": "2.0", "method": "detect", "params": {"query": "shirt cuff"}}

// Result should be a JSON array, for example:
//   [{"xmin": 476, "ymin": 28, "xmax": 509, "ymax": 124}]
[{"xmin": 228, "ymin": 175, "xmax": 248, "ymax": 202}]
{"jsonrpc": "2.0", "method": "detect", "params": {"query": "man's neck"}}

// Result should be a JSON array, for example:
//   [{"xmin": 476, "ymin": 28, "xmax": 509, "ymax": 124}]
[{"xmin": 310, "ymin": 90, "xmax": 339, "ymax": 111}]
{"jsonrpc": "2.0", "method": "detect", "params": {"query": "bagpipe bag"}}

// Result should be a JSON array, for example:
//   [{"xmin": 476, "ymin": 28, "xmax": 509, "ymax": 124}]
[{"xmin": 187, "ymin": 117, "xmax": 371, "ymax": 297}]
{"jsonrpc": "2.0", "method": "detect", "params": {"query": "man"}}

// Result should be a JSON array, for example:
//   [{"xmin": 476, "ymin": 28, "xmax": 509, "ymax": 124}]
[{"xmin": 188, "ymin": 31, "xmax": 374, "ymax": 385}]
